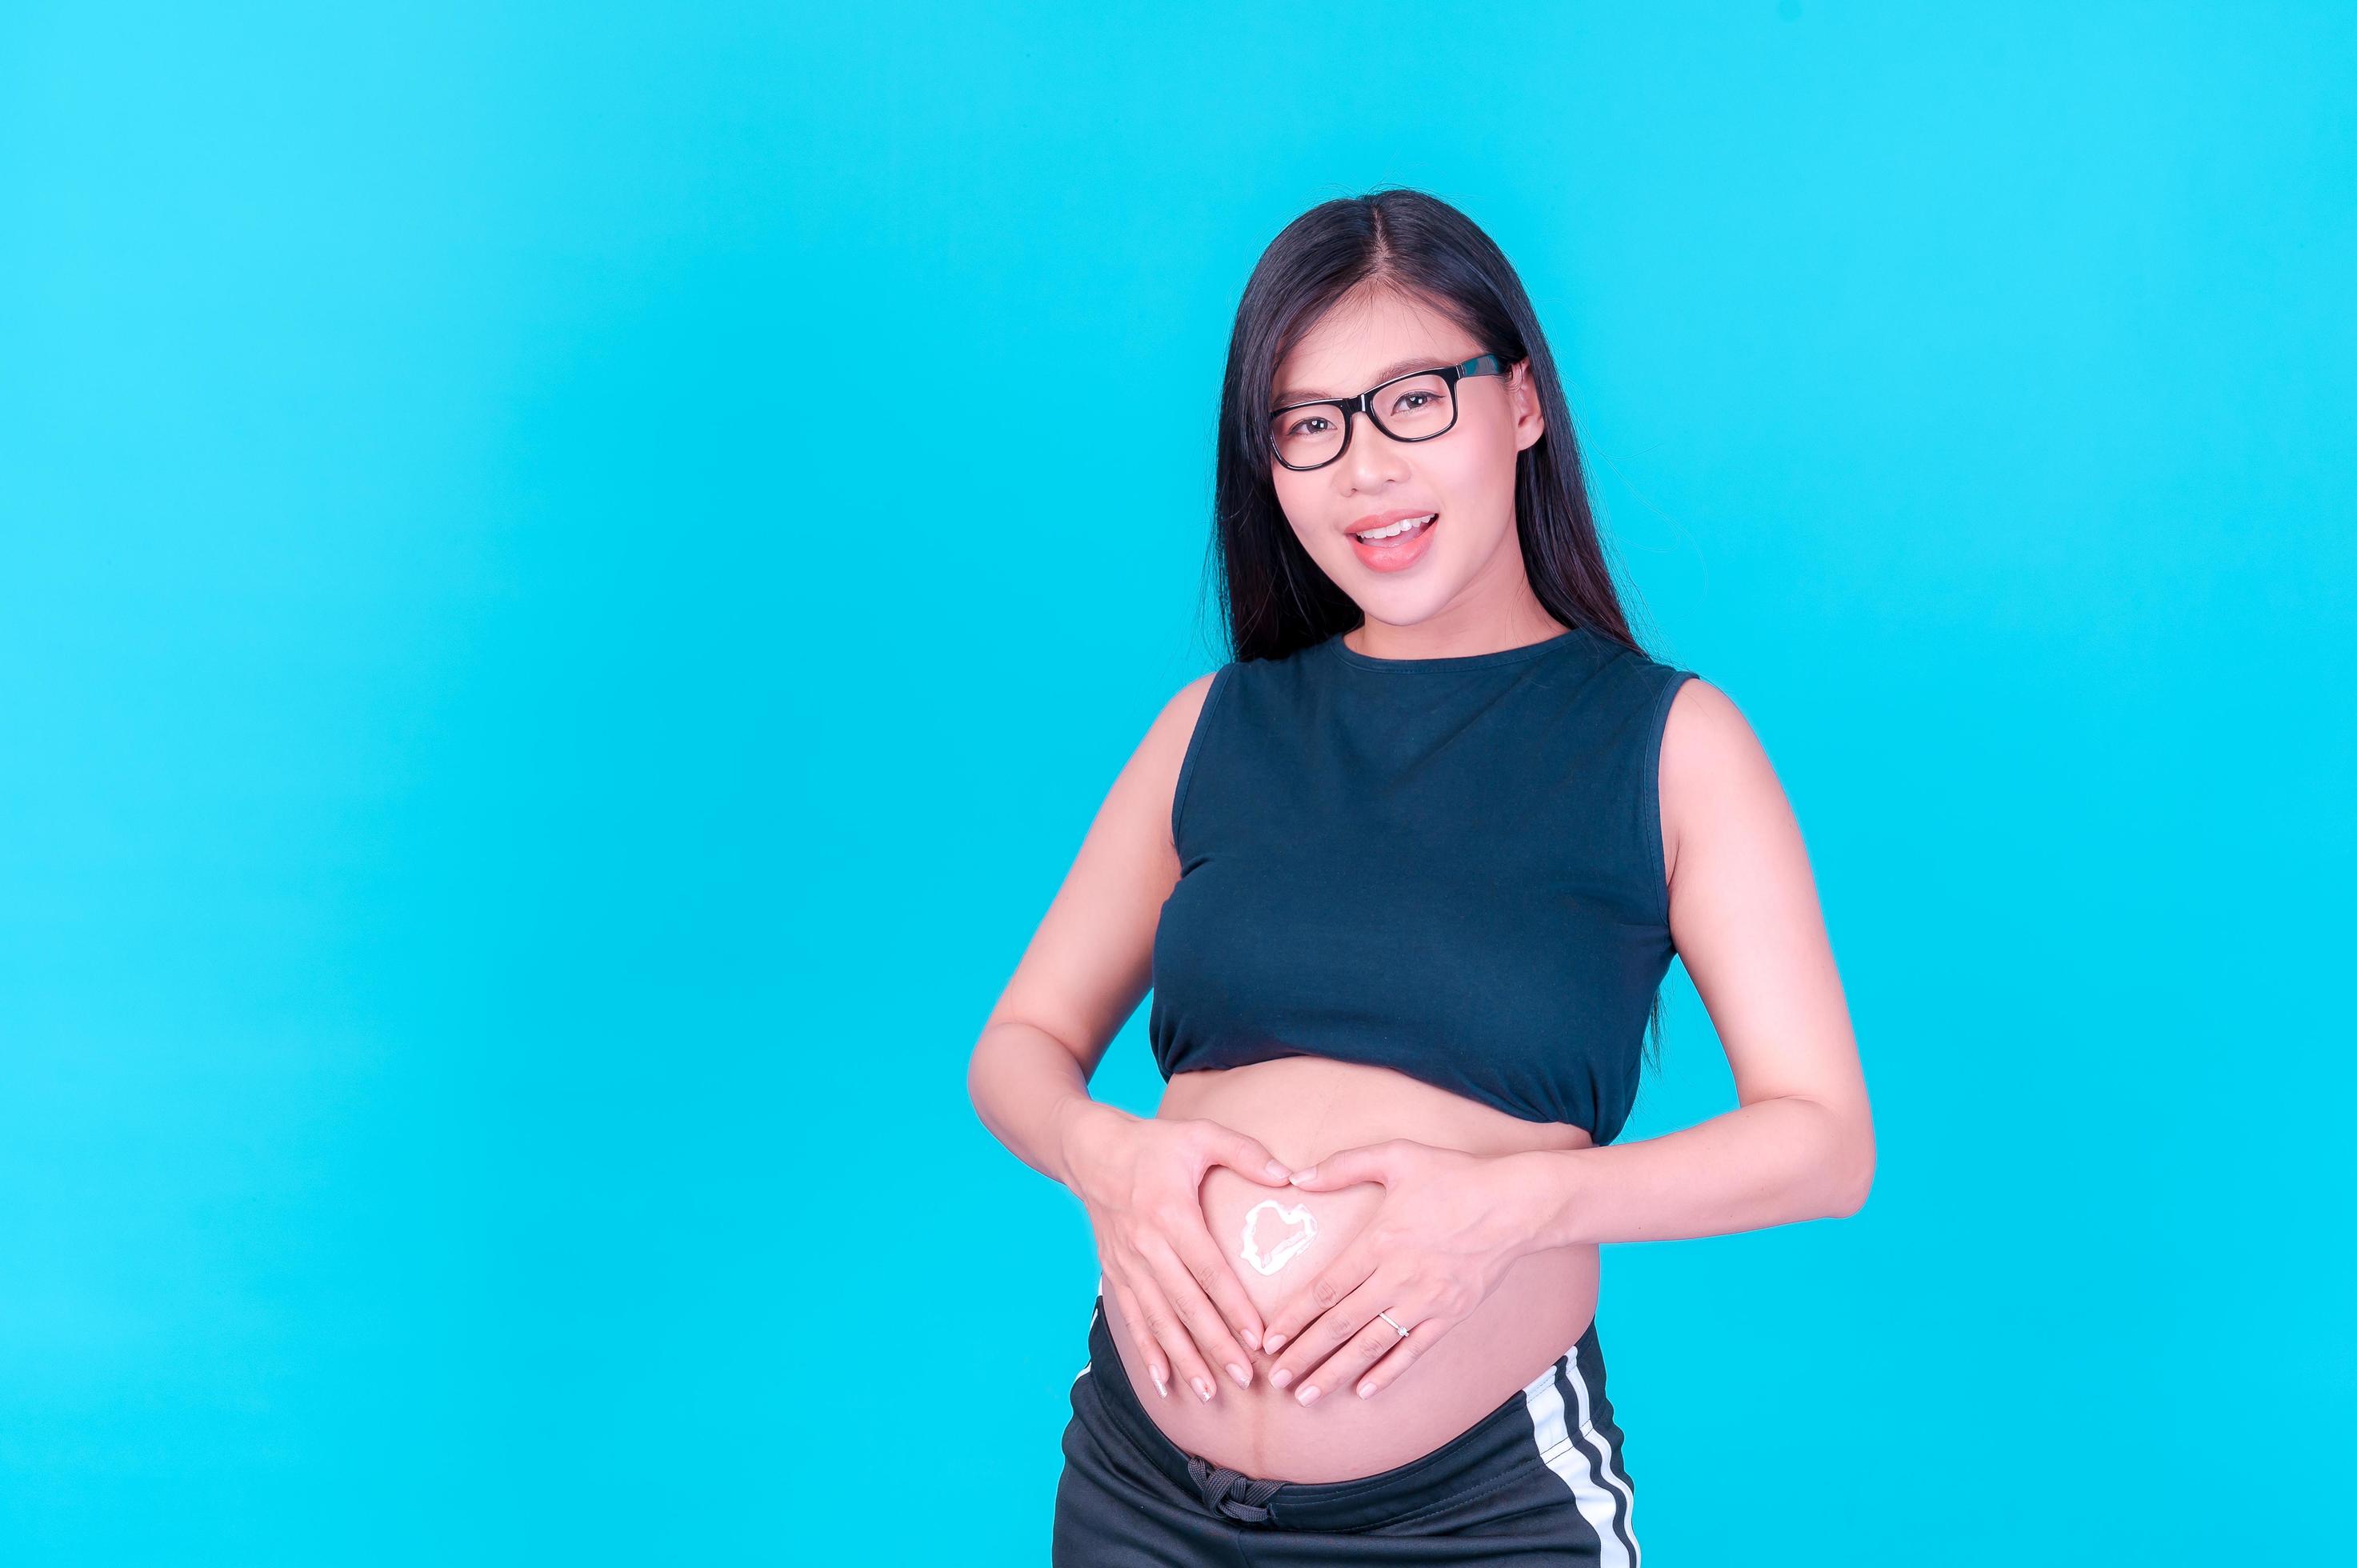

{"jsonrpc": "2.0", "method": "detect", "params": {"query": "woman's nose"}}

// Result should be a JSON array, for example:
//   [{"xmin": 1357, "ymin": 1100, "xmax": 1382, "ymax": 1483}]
[{"xmin": 1342, "ymin": 417, "xmax": 1412, "ymax": 489}]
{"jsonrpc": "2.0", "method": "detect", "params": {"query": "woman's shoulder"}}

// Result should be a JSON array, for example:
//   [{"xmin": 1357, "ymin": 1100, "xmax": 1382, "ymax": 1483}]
[
  {"xmin": 1657, "ymin": 673, "xmax": 1747, "ymax": 770},
  {"xmin": 1655, "ymin": 670, "xmax": 1791, "ymax": 875},
  {"xmin": 1151, "ymin": 668, "xmax": 1223, "ymax": 744}
]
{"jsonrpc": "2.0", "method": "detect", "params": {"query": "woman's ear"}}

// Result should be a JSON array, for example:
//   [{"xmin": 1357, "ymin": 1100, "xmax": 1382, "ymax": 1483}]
[{"xmin": 1511, "ymin": 360, "xmax": 1545, "ymax": 451}]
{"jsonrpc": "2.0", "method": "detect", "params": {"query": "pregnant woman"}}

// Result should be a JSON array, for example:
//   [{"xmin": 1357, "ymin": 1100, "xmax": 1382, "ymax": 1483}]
[{"xmin": 968, "ymin": 189, "xmax": 1875, "ymax": 1564}]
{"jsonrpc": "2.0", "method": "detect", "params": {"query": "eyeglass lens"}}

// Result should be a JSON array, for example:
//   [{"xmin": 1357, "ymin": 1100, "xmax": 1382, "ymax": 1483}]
[{"xmin": 1271, "ymin": 373, "xmax": 1456, "ymax": 470}]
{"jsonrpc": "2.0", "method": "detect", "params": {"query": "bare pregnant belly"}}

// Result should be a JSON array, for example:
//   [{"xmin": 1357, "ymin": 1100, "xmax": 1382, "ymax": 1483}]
[{"xmin": 1102, "ymin": 1055, "xmax": 1600, "ymax": 1482}]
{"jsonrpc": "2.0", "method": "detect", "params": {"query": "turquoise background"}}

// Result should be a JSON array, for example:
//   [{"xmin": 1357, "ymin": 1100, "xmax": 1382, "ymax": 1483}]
[{"xmin": 3, "ymin": 2, "xmax": 2350, "ymax": 1561}]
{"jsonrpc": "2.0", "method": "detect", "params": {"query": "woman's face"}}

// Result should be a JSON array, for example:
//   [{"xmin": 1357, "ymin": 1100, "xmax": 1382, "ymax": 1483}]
[{"xmin": 1267, "ymin": 286, "xmax": 1545, "ymax": 636}]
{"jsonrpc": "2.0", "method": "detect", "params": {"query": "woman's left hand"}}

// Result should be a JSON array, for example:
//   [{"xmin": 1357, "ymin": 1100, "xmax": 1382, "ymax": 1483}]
[{"xmin": 1259, "ymin": 1139, "xmax": 1543, "ymax": 1405}]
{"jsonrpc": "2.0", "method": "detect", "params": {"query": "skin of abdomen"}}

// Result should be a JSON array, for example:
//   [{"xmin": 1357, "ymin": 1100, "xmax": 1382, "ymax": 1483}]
[{"xmin": 1101, "ymin": 1056, "xmax": 1601, "ymax": 1482}]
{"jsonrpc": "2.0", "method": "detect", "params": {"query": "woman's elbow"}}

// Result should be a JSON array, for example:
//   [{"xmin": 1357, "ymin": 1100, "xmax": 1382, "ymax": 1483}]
[
  {"xmin": 966, "ymin": 1027, "xmax": 1007, "ymax": 1124},
  {"xmin": 1830, "ymin": 1124, "xmax": 1875, "ymax": 1218}
]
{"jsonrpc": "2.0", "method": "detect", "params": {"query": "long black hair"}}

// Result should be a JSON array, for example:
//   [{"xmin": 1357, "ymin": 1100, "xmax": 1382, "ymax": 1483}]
[{"xmin": 1197, "ymin": 186, "xmax": 1679, "ymax": 1073}]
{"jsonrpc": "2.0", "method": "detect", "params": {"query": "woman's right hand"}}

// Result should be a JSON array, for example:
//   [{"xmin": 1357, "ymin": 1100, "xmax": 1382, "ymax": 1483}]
[{"xmin": 1058, "ymin": 1101, "xmax": 1293, "ymax": 1403}]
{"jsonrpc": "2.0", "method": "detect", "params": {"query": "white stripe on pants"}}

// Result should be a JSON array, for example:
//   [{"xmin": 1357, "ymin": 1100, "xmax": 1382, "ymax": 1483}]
[{"xmin": 1521, "ymin": 1346, "xmax": 1640, "ymax": 1566}]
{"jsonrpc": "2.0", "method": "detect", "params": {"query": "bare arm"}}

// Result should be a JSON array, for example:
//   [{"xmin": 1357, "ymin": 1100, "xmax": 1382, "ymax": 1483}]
[
  {"xmin": 966, "ymin": 670, "xmax": 1293, "ymax": 1400},
  {"xmin": 966, "ymin": 672, "xmax": 1205, "ymax": 1184},
  {"xmin": 1513, "ymin": 677, "xmax": 1876, "ymax": 1248}
]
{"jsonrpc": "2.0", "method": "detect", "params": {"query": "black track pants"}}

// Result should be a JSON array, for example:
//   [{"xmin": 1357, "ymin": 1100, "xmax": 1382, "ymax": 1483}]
[{"xmin": 1052, "ymin": 1296, "xmax": 1641, "ymax": 1565}]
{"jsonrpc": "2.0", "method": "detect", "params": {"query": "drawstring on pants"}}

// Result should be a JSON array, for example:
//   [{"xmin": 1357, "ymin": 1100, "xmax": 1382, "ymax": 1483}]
[{"xmin": 1185, "ymin": 1454, "xmax": 1285, "ymax": 1523}]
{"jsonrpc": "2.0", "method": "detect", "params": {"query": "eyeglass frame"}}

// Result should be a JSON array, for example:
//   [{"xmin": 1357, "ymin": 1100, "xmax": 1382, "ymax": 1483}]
[{"xmin": 1265, "ymin": 351, "xmax": 1512, "ymax": 472}]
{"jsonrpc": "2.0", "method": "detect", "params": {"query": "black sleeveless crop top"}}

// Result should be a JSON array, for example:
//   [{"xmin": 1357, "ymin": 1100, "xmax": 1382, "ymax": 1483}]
[{"xmin": 1147, "ymin": 624, "xmax": 1696, "ymax": 1146}]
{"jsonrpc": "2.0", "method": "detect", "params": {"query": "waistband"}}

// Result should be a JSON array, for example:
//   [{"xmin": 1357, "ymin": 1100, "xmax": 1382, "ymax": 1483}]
[{"xmin": 1079, "ymin": 1294, "xmax": 1599, "ymax": 1533}]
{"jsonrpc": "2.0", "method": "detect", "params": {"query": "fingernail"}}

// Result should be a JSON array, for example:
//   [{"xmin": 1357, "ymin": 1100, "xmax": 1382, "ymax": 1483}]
[
  {"xmin": 1194, "ymin": 1377, "xmax": 1215, "ymax": 1402},
  {"xmin": 1264, "ymin": 1333, "xmax": 1286, "ymax": 1354},
  {"xmin": 1243, "ymin": 1328, "xmax": 1261, "ymax": 1352},
  {"xmin": 1264, "ymin": 1160, "xmax": 1290, "ymax": 1180},
  {"xmin": 1152, "ymin": 1369, "xmax": 1168, "ymax": 1399},
  {"xmin": 1227, "ymin": 1362, "xmax": 1249, "ymax": 1389},
  {"xmin": 1297, "ymin": 1385, "xmax": 1320, "ymax": 1406},
  {"xmin": 1270, "ymin": 1368, "xmax": 1292, "ymax": 1389},
  {"xmin": 1288, "ymin": 1168, "xmax": 1315, "ymax": 1185},
  {"xmin": 1358, "ymin": 1382, "xmax": 1375, "ymax": 1398}
]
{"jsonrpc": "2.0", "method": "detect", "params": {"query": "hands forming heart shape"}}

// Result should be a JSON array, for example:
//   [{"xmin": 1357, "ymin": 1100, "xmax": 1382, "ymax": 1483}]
[{"xmin": 1238, "ymin": 1198, "xmax": 1319, "ymax": 1277}]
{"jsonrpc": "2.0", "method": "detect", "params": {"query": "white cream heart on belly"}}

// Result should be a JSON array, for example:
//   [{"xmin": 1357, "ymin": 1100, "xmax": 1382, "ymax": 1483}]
[{"xmin": 1239, "ymin": 1198, "xmax": 1319, "ymax": 1277}]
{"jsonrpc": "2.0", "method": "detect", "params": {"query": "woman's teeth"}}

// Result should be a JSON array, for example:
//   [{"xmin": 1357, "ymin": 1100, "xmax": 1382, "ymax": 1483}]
[{"xmin": 1356, "ymin": 513, "xmax": 1435, "ymax": 543}]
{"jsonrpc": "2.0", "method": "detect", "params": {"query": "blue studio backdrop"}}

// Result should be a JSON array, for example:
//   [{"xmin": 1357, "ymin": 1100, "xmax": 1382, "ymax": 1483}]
[{"xmin": 2, "ymin": 3, "xmax": 2351, "ymax": 1562}]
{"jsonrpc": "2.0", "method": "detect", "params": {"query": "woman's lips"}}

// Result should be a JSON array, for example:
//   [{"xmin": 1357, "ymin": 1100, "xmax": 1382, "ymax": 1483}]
[{"xmin": 1348, "ymin": 513, "xmax": 1438, "ymax": 573}]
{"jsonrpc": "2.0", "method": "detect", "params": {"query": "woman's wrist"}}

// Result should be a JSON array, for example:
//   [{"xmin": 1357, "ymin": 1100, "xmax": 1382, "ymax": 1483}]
[
  {"xmin": 1491, "ymin": 1146, "xmax": 1591, "ymax": 1257},
  {"xmin": 1050, "ymin": 1095, "xmax": 1134, "ymax": 1194}
]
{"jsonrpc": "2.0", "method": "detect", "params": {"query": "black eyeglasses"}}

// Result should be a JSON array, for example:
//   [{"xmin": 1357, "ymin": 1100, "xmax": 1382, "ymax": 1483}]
[{"xmin": 1266, "ymin": 352, "xmax": 1510, "ymax": 472}]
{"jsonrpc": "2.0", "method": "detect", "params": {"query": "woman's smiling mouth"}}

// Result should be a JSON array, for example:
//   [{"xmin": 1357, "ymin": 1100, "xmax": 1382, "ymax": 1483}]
[{"xmin": 1348, "ymin": 510, "xmax": 1439, "ymax": 571}]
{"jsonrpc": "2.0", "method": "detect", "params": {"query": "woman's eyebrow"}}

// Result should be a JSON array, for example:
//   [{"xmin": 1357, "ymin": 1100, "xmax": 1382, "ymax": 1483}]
[{"xmin": 1273, "ymin": 355, "xmax": 1453, "ymax": 404}]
